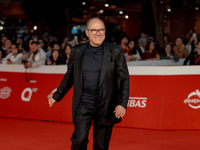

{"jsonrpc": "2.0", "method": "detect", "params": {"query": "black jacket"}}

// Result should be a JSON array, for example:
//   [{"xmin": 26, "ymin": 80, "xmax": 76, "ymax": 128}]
[
  {"xmin": 184, "ymin": 50, "xmax": 200, "ymax": 65},
  {"xmin": 53, "ymin": 41, "xmax": 129, "ymax": 125}
]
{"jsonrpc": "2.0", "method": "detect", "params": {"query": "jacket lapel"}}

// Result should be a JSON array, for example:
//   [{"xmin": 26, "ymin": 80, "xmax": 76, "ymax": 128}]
[
  {"xmin": 99, "ymin": 42, "xmax": 111, "ymax": 87},
  {"xmin": 75, "ymin": 43, "xmax": 87, "ymax": 88}
]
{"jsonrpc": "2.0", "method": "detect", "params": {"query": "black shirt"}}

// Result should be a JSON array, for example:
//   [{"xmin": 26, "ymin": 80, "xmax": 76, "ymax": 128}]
[{"xmin": 80, "ymin": 43, "xmax": 104, "ymax": 109}]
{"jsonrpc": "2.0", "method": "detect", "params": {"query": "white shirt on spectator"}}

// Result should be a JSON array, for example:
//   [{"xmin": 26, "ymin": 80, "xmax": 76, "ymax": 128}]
[
  {"xmin": 3, "ymin": 52, "xmax": 23, "ymax": 64},
  {"xmin": 28, "ymin": 48, "xmax": 46, "ymax": 68}
]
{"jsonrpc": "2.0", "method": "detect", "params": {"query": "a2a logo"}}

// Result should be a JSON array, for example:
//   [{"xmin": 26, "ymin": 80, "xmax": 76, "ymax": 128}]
[{"xmin": 21, "ymin": 87, "xmax": 38, "ymax": 102}]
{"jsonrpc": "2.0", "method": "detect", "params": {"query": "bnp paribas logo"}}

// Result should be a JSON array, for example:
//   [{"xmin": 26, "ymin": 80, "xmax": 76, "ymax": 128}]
[
  {"xmin": 0, "ymin": 87, "xmax": 12, "ymax": 99},
  {"xmin": 184, "ymin": 89, "xmax": 200, "ymax": 109}
]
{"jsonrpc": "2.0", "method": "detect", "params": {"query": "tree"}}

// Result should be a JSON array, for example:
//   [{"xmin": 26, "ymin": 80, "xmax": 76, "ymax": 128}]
[
  {"xmin": 151, "ymin": 0, "xmax": 165, "ymax": 48},
  {"xmin": 150, "ymin": 0, "xmax": 196, "ymax": 48}
]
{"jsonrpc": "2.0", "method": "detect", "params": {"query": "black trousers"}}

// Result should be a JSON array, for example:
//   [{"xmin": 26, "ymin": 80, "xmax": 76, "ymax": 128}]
[{"xmin": 71, "ymin": 104, "xmax": 113, "ymax": 150}]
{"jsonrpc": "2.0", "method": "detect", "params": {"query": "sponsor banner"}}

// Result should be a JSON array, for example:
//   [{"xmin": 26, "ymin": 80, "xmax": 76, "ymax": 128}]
[
  {"xmin": 184, "ymin": 89, "xmax": 200, "ymax": 109},
  {"xmin": 0, "ymin": 72, "xmax": 73, "ymax": 123},
  {"xmin": 1, "ymin": 66, "xmax": 200, "ymax": 129}
]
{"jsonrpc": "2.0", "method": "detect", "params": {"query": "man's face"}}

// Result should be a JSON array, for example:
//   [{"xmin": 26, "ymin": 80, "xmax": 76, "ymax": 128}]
[
  {"xmin": 122, "ymin": 37, "xmax": 128, "ymax": 45},
  {"xmin": 11, "ymin": 45, "xmax": 18, "ymax": 54},
  {"xmin": 53, "ymin": 44, "xmax": 60, "ymax": 50},
  {"xmin": 5, "ymin": 40, "xmax": 11, "ymax": 48},
  {"xmin": 176, "ymin": 38, "xmax": 182, "ymax": 46},
  {"xmin": 30, "ymin": 43, "xmax": 39, "ymax": 53},
  {"xmin": 85, "ymin": 19, "xmax": 105, "ymax": 47},
  {"xmin": 1, "ymin": 37, "xmax": 7, "ymax": 45}
]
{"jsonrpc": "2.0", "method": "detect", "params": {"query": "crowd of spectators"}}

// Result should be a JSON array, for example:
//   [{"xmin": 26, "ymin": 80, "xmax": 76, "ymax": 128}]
[
  {"xmin": 1, "ymin": 28, "xmax": 200, "ymax": 67},
  {"xmin": 0, "ymin": 33, "xmax": 84, "ymax": 68},
  {"xmin": 118, "ymin": 29, "xmax": 200, "ymax": 65}
]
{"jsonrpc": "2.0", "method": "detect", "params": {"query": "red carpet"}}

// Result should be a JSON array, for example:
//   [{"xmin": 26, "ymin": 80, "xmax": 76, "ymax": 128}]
[{"xmin": 1, "ymin": 117, "xmax": 200, "ymax": 150}]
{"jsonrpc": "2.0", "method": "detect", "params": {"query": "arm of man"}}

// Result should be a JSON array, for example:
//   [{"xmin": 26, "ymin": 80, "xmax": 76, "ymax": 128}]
[
  {"xmin": 48, "ymin": 47, "xmax": 76, "ymax": 107},
  {"xmin": 113, "ymin": 46, "xmax": 129, "ymax": 118}
]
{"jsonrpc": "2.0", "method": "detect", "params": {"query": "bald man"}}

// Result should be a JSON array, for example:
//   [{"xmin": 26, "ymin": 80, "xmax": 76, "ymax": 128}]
[{"xmin": 48, "ymin": 17, "xmax": 129, "ymax": 150}]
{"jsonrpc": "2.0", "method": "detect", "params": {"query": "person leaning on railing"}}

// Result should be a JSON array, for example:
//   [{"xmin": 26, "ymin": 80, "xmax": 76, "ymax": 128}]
[
  {"xmin": 184, "ymin": 42, "xmax": 200, "ymax": 65},
  {"xmin": 160, "ymin": 43, "xmax": 179, "ymax": 62},
  {"xmin": 2, "ymin": 43, "xmax": 23, "ymax": 64},
  {"xmin": 142, "ymin": 41, "xmax": 160, "ymax": 60},
  {"xmin": 23, "ymin": 41, "xmax": 46, "ymax": 68}
]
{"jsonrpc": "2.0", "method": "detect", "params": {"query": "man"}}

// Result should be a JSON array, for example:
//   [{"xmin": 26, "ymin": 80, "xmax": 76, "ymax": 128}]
[
  {"xmin": 137, "ymin": 38, "xmax": 147, "ymax": 59},
  {"xmin": 48, "ymin": 17, "xmax": 129, "ymax": 150},
  {"xmin": 24, "ymin": 41, "xmax": 46, "ymax": 68},
  {"xmin": 0, "ymin": 36, "xmax": 8, "ymax": 58},
  {"xmin": 173, "ymin": 36, "xmax": 188, "ymax": 58}
]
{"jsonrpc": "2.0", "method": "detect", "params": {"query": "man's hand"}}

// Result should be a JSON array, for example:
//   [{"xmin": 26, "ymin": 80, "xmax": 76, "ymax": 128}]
[
  {"xmin": 48, "ymin": 97, "xmax": 56, "ymax": 107},
  {"xmin": 24, "ymin": 62, "xmax": 32, "ymax": 68},
  {"xmin": 114, "ymin": 105, "xmax": 126, "ymax": 119},
  {"xmin": 7, "ymin": 59, "xmax": 12, "ymax": 64}
]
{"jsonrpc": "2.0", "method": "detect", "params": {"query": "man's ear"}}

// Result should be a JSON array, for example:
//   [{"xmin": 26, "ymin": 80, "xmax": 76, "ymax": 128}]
[{"xmin": 85, "ymin": 30, "xmax": 89, "ymax": 37}]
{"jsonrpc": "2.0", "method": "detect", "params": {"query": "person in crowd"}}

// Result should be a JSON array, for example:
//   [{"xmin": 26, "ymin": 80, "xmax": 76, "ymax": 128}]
[
  {"xmin": 0, "ymin": 51, "xmax": 2, "ymax": 64},
  {"xmin": 79, "ymin": 37, "xmax": 87, "ymax": 44},
  {"xmin": 17, "ymin": 43, "xmax": 24, "ymax": 53},
  {"xmin": 119, "ymin": 36, "xmax": 134, "ymax": 61},
  {"xmin": 60, "ymin": 42, "xmax": 66, "ymax": 52},
  {"xmin": 186, "ymin": 35, "xmax": 199, "ymax": 55},
  {"xmin": 24, "ymin": 41, "xmax": 46, "ymax": 68},
  {"xmin": 163, "ymin": 34, "xmax": 171, "ymax": 47},
  {"xmin": 16, "ymin": 37, "xmax": 25, "ymax": 52},
  {"xmin": 62, "ymin": 43, "xmax": 72, "ymax": 64},
  {"xmin": 142, "ymin": 41, "xmax": 160, "ymax": 60},
  {"xmin": 2, "ymin": 39, "xmax": 12, "ymax": 57},
  {"xmin": 160, "ymin": 43, "xmax": 179, "ymax": 61},
  {"xmin": 63, "ymin": 37, "xmax": 69, "ymax": 44},
  {"xmin": 140, "ymin": 31, "xmax": 147, "ymax": 39},
  {"xmin": 21, "ymin": 38, "xmax": 32, "ymax": 63},
  {"xmin": 128, "ymin": 40, "xmax": 141, "ymax": 60},
  {"xmin": 2, "ymin": 43, "xmax": 23, "ymax": 64},
  {"xmin": 137, "ymin": 38, "xmax": 147, "ymax": 58},
  {"xmin": 173, "ymin": 36, "xmax": 188, "ymax": 58},
  {"xmin": 46, "ymin": 45, "xmax": 52, "ymax": 56},
  {"xmin": 46, "ymin": 49, "xmax": 63, "ymax": 65},
  {"xmin": 38, "ymin": 39, "xmax": 46, "ymax": 51},
  {"xmin": 184, "ymin": 42, "xmax": 200, "ymax": 65},
  {"xmin": 147, "ymin": 34, "xmax": 162, "ymax": 55},
  {"xmin": 119, "ymin": 35, "xmax": 129, "ymax": 53},
  {"xmin": 46, "ymin": 41, "xmax": 60, "ymax": 61},
  {"xmin": 23, "ymin": 38, "xmax": 32, "ymax": 53},
  {"xmin": 48, "ymin": 17, "xmax": 129, "ymax": 150},
  {"xmin": 0, "ymin": 36, "xmax": 8, "ymax": 58},
  {"xmin": 68, "ymin": 38, "xmax": 78, "ymax": 47}
]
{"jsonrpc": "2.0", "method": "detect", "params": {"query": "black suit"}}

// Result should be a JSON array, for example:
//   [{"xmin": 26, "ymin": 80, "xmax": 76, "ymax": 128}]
[{"xmin": 53, "ymin": 41, "xmax": 129, "ymax": 149}]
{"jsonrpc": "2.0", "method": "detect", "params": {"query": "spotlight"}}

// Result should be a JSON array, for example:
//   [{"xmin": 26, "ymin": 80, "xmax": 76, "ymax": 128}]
[
  {"xmin": 33, "ymin": 26, "xmax": 37, "ymax": 30},
  {"xmin": 167, "ymin": 8, "xmax": 171, "ymax": 12},
  {"xmin": 0, "ymin": 26, "xmax": 3, "ymax": 31},
  {"xmin": 82, "ymin": 2, "xmax": 86, "ymax": 5},
  {"xmin": 99, "ymin": 10, "xmax": 104, "ymax": 14},
  {"xmin": 119, "ymin": 10, "xmax": 123, "ymax": 15},
  {"xmin": 105, "ymin": 3, "xmax": 109, "ymax": 7},
  {"xmin": 0, "ymin": 20, "xmax": 4, "ymax": 25},
  {"xmin": 125, "ymin": 15, "xmax": 129, "ymax": 19}
]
